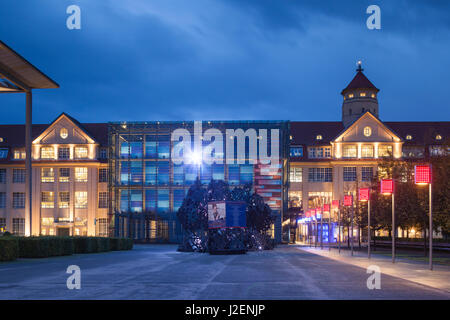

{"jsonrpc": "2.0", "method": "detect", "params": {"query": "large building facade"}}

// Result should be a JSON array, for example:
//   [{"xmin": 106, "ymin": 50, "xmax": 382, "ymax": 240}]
[{"xmin": 0, "ymin": 68, "xmax": 448, "ymax": 242}]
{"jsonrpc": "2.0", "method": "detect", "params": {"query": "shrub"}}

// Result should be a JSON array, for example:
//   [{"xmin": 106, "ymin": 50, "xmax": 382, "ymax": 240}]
[
  {"xmin": 18, "ymin": 237, "xmax": 50, "ymax": 258},
  {"xmin": 0, "ymin": 237, "xmax": 19, "ymax": 261}
]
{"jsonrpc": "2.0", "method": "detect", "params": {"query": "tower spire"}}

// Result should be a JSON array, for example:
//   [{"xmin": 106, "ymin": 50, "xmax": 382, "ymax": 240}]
[{"xmin": 356, "ymin": 60, "xmax": 364, "ymax": 72}]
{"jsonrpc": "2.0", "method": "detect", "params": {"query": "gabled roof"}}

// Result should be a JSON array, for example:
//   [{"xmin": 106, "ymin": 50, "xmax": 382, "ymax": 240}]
[
  {"xmin": 333, "ymin": 111, "xmax": 402, "ymax": 143},
  {"xmin": 290, "ymin": 121, "xmax": 344, "ymax": 145},
  {"xmin": 341, "ymin": 71, "xmax": 379, "ymax": 95},
  {"xmin": 385, "ymin": 121, "xmax": 450, "ymax": 145}
]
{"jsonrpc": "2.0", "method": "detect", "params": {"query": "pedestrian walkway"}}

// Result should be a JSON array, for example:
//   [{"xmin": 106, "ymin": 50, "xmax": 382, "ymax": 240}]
[{"xmin": 297, "ymin": 244, "xmax": 450, "ymax": 293}]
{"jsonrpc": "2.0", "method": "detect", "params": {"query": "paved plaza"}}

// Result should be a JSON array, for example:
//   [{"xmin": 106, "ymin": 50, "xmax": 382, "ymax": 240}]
[{"xmin": 0, "ymin": 244, "xmax": 449, "ymax": 300}]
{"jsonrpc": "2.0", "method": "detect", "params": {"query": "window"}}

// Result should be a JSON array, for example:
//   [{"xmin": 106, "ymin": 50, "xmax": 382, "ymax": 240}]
[
  {"xmin": 289, "ymin": 167, "xmax": 302, "ymax": 182},
  {"xmin": 0, "ymin": 218, "xmax": 6, "ymax": 234},
  {"xmin": 363, "ymin": 126, "xmax": 372, "ymax": 137},
  {"xmin": 41, "ymin": 147, "xmax": 54, "ymax": 159},
  {"xmin": 98, "ymin": 218, "xmax": 108, "ymax": 237},
  {"xmin": 361, "ymin": 167, "xmax": 374, "ymax": 182},
  {"xmin": 60, "ymin": 128, "xmax": 68, "ymax": 139},
  {"xmin": 13, "ymin": 169, "xmax": 25, "ymax": 183},
  {"xmin": 75, "ymin": 191, "xmax": 88, "ymax": 209},
  {"xmin": 371, "ymin": 93, "xmax": 376, "ymax": 98},
  {"xmin": 0, "ymin": 192, "xmax": 5, "ymax": 208},
  {"xmin": 75, "ymin": 167, "xmax": 88, "ymax": 182},
  {"xmin": 406, "ymin": 135, "xmax": 412, "ymax": 140},
  {"xmin": 59, "ymin": 168, "xmax": 70, "ymax": 182},
  {"xmin": 99, "ymin": 148, "xmax": 107, "ymax": 159},
  {"xmin": 343, "ymin": 145, "xmax": 357, "ymax": 158},
  {"xmin": 99, "ymin": 168, "xmax": 108, "ymax": 183},
  {"xmin": 12, "ymin": 192, "xmax": 25, "ymax": 208},
  {"xmin": 98, "ymin": 192, "xmax": 108, "ymax": 208},
  {"xmin": 402, "ymin": 146, "xmax": 424, "ymax": 158},
  {"xmin": 288, "ymin": 191, "xmax": 302, "ymax": 208},
  {"xmin": 430, "ymin": 146, "xmax": 445, "ymax": 157},
  {"xmin": 59, "ymin": 192, "xmax": 70, "ymax": 208},
  {"xmin": 308, "ymin": 168, "xmax": 332, "ymax": 182},
  {"xmin": 13, "ymin": 149, "xmax": 26, "ymax": 159},
  {"xmin": 0, "ymin": 169, "xmax": 6, "ymax": 183},
  {"xmin": 0, "ymin": 148, "xmax": 8, "ymax": 159},
  {"xmin": 436, "ymin": 134, "xmax": 442, "ymax": 141},
  {"xmin": 343, "ymin": 167, "xmax": 357, "ymax": 182},
  {"xmin": 308, "ymin": 147, "xmax": 331, "ymax": 159},
  {"xmin": 361, "ymin": 145, "xmax": 374, "ymax": 158},
  {"xmin": 41, "ymin": 168, "xmax": 55, "ymax": 183},
  {"xmin": 41, "ymin": 192, "xmax": 54, "ymax": 208},
  {"xmin": 290, "ymin": 146, "xmax": 303, "ymax": 157},
  {"xmin": 360, "ymin": 92, "xmax": 366, "ymax": 97},
  {"xmin": 378, "ymin": 145, "xmax": 393, "ymax": 157},
  {"xmin": 74, "ymin": 147, "xmax": 88, "ymax": 159},
  {"xmin": 58, "ymin": 147, "xmax": 70, "ymax": 160},
  {"xmin": 316, "ymin": 135, "xmax": 323, "ymax": 141},
  {"xmin": 348, "ymin": 94, "xmax": 354, "ymax": 98},
  {"xmin": 12, "ymin": 218, "xmax": 25, "ymax": 236}
]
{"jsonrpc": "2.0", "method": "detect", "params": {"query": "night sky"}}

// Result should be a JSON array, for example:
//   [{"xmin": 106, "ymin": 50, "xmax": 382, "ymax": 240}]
[{"xmin": 1, "ymin": 0, "xmax": 449, "ymax": 124}]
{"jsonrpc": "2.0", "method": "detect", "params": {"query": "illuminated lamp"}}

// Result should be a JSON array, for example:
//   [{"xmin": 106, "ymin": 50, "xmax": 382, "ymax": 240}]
[
  {"xmin": 359, "ymin": 188, "xmax": 370, "ymax": 201},
  {"xmin": 343, "ymin": 195, "xmax": 353, "ymax": 206},
  {"xmin": 414, "ymin": 165, "xmax": 431, "ymax": 185},
  {"xmin": 380, "ymin": 179, "xmax": 393, "ymax": 195}
]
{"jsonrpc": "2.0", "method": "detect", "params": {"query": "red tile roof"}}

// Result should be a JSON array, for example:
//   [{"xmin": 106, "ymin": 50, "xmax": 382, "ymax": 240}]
[{"xmin": 341, "ymin": 71, "xmax": 379, "ymax": 95}]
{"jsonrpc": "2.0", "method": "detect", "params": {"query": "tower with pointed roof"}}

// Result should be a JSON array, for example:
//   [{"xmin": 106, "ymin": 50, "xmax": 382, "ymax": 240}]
[{"xmin": 341, "ymin": 61, "xmax": 379, "ymax": 127}]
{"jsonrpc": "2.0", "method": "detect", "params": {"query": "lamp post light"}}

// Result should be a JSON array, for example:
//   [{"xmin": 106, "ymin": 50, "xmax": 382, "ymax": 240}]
[
  {"xmin": 332, "ymin": 200, "xmax": 340, "ymax": 254},
  {"xmin": 318, "ymin": 206, "xmax": 323, "ymax": 250},
  {"xmin": 344, "ymin": 195, "xmax": 354, "ymax": 256},
  {"xmin": 324, "ymin": 203, "xmax": 331, "ymax": 251},
  {"xmin": 359, "ymin": 188, "xmax": 371, "ymax": 259},
  {"xmin": 381, "ymin": 179, "xmax": 395, "ymax": 263},
  {"xmin": 313, "ymin": 209, "xmax": 318, "ymax": 248},
  {"xmin": 414, "ymin": 165, "xmax": 433, "ymax": 270}
]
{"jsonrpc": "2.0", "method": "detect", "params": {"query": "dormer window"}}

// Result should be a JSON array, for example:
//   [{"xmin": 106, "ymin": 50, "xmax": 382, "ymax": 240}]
[
  {"xmin": 360, "ymin": 92, "xmax": 366, "ymax": 97},
  {"xmin": 436, "ymin": 134, "xmax": 442, "ymax": 140},
  {"xmin": 60, "ymin": 128, "xmax": 68, "ymax": 139},
  {"xmin": 316, "ymin": 135, "xmax": 323, "ymax": 141},
  {"xmin": 13, "ymin": 149, "xmax": 26, "ymax": 160},
  {"xmin": 406, "ymin": 135, "xmax": 412, "ymax": 140},
  {"xmin": 348, "ymin": 94, "xmax": 354, "ymax": 99},
  {"xmin": 371, "ymin": 93, "xmax": 376, "ymax": 98}
]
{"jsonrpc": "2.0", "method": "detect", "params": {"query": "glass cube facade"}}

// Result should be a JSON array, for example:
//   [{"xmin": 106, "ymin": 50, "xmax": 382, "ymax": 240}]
[{"xmin": 109, "ymin": 121, "xmax": 289, "ymax": 243}]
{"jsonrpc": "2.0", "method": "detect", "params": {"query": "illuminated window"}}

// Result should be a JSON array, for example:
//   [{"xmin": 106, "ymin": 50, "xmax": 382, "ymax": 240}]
[
  {"xmin": 363, "ymin": 126, "xmax": 372, "ymax": 137},
  {"xmin": 59, "ymin": 168, "xmax": 70, "ymax": 182},
  {"xmin": 343, "ymin": 145, "xmax": 357, "ymax": 158},
  {"xmin": 41, "ymin": 191, "xmax": 54, "ymax": 208},
  {"xmin": 13, "ymin": 149, "xmax": 26, "ymax": 159},
  {"xmin": 75, "ymin": 167, "xmax": 88, "ymax": 182},
  {"xmin": 60, "ymin": 128, "xmax": 68, "ymax": 139},
  {"xmin": 290, "ymin": 146, "xmax": 303, "ymax": 157},
  {"xmin": 378, "ymin": 145, "xmax": 393, "ymax": 157},
  {"xmin": 59, "ymin": 192, "xmax": 70, "ymax": 208},
  {"xmin": 360, "ymin": 92, "xmax": 366, "ymax": 97},
  {"xmin": 288, "ymin": 191, "xmax": 302, "ymax": 208},
  {"xmin": 371, "ymin": 93, "xmax": 376, "ymax": 98},
  {"xmin": 0, "ymin": 148, "xmax": 8, "ymax": 159},
  {"xmin": 361, "ymin": 145, "xmax": 374, "ymax": 158},
  {"xmin": 58, "ymin": 147, "xmax": 70, "ymax": 159},
  {"xmin": 316, "ymin": 134, "xmax": 323, "ymax": 141},
  {"xmin": 436, "ymin": 134, "xmax": 442, "ymax": 140},
  {"xmin": 289, "ymin": 167, "xmax": 302, "ymax": 182},
  {"xmin": 41, "ymin": 146, "xmax": 54, "ymax": 159},
  {"xmin": 74, "ymin": 147, "xmax": 88, "ymax": 159},
  {"xmin": 75, "ymin": 191, "xmax": 88, "ymax": 209},
  {"xmin": 41, "ymin": 168, "xmax": 55, "ymax": 182},
  {"xmin": 348, "ymin": 94, "xmax": 354, "ymax": 98},
  {"xmin": 406, "ymin": 135, "xmax": 412, "ymax": 140}
]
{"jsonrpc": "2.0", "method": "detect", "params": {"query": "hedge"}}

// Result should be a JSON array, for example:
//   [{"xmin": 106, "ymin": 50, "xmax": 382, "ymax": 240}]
[
  {"xmin": 0, "ymin": 236, "xmax": 133, "ymax": 262},
  {"xmin": 0, "ymin": 237, "xmax": 19, "ymax": 261}
]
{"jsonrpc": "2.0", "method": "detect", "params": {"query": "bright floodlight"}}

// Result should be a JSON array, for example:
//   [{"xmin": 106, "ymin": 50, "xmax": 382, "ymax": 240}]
[{"xmin": 188, "ymin": 151, "xmax": 202, "ymax": 165}]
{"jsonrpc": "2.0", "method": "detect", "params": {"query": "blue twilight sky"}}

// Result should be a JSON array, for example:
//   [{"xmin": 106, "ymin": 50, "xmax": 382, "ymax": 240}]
[{"xmin": 1, "ymin": 0, "xmax": 450, "ymax": 124}]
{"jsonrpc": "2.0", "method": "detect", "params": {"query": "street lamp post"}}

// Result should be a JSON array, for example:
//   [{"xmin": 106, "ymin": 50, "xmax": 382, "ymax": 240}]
[
  {"xmin": 381, "ymin": 179, "xmax": 395, "ymax": 263},
  {"xmin": 414, "ymin": 165, "xmax": 433, "ymax": 270},
  {"xmin": 324, "ymin": 203, "xmax": 331, "ymax": 251},
  {"xmin": 332, "ymin": 200, "xmax": 340, "ymax": 254},
  {"xmin": 359, "ymin": 188, "xmax": 370, "ymax": 258},
  {"xmin": 344, "ymin": 195, "xmax": 353, "ymax": 256}
]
